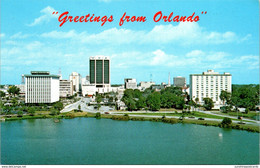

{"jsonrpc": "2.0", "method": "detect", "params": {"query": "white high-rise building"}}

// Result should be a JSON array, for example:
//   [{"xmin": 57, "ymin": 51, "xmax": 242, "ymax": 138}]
[
  {"xmin": 69, "ymin": 72, "xmax": 82, "ymax": 95},
  {"xmin": 59, "ymin": 79, "xmax": 73, "ymax": 97},
  {"xmin": 25, "ymin": 71, "xmax": 60, "ymax": 103},
  {"xmin": 190, "ymin": 70, "xmax": 232, "ymax": 105}
]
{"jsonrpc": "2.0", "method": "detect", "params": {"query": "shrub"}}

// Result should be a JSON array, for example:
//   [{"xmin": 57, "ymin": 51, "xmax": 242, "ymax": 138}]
[
  {"xmin": 17, "ymin": 111, "xmax": 23, "ymax": 117},
  {"xmin": 65, "ymin": 113, "xmax": 75, "ymax": 119},
  {"xmin": 162, "ymin": 118, "xmax": 178, "ymax": 124},
  {"xmin": 112, "ymin": 115, "xmax": 129, "ymax": 121},
  {"xmin": 95, "ymin": 112, "xmax": 101, "ymax": 119},
  {"xmin": 220, "ymin": 117, "xmax": 232, "ymax": 128},
  {"xmin": 131, "ymin": 117, "xmax": 144, "ymax": 121}
]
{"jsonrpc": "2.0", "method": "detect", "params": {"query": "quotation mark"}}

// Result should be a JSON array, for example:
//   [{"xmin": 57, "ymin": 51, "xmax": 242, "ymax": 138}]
[
  {"xmin": 201, "ymin": 11, "xmax": 207, "ymax": 14},
  {"xmin": 52, "ymin": 11, "xmax": 59, "ymax": 15}
]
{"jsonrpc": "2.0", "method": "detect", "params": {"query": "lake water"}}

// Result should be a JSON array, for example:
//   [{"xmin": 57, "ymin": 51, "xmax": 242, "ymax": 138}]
[{"xmin": 1, "ymin": 118, "xmax": 259, "ymax": 165}]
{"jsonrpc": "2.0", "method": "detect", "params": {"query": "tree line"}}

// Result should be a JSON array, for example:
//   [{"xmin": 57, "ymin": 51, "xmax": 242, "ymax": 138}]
[{"xmin": 121, "ymin": 87, "xmax": 186, "ymax": 111}]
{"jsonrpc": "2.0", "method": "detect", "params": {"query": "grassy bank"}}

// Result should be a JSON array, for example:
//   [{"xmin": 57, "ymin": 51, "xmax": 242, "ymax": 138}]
[
  {"xmin": 1, "ymin": 112, "xmax": 259, "ymax": 133},
  {"xmin": 121, "ymin": 112, "xmax": 225, "ymax": 119}
]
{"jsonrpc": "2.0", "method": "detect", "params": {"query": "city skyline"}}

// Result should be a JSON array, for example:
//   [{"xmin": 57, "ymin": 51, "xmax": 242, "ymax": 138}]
[{"xmin": 1, "ymin": 0, "xmax": 259, "ymax": 85}]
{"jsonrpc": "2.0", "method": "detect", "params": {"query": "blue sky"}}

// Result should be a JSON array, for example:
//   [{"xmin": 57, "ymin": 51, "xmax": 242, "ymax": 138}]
[{"xmin": 1, "ymin": 0, "xmax": 259, "ymax": 85}]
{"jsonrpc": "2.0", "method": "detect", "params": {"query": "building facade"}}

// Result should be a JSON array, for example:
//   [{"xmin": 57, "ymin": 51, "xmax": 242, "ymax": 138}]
[
  {"xmin": 59, "ymin": 79, "xmax": 73, "ymax": 97},
  {"xmin": 140, "ymin": 81, "xmax": 155, "ymax": 90},
  {"xmin": 69, "ymin": 72, "xmax": 82, "ymax": 95},
  {"xmin": 124, "ymin": 78, "xmax": 137, "ymax": 89},
  {"xmin": 190, "ymin": 70, "xmax": 232, "ymax": 105},
  {"xmin": 89, "ymin": 56, "xmax": 110, "ymax": 93},
  {"xmin": 25, "ymin": 71, "xmax": 60, "ymax": 103},
  {"xmin": 174, "ymin": 76, "xmax": 186, "ymax": 87}
]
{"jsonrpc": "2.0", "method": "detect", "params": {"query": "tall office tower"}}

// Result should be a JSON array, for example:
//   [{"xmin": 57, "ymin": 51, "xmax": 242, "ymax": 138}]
[
  {"xmin": 89, "ymin": 56, "xmax": 110, "ymax": 91},
  {"xmin": 69, "ymin": 72, "xmax": 82, "ymax": 95},
  {"xmin": 190, "ymin": 70, "xmax": 232, "ymax": 105},
  {"xmin": 25, "ymin": 71, "xmax": 60, "ymax": 103},
  {"xmin": 174, "ymin": 76, "xmax": 186, "ymax": 87}
]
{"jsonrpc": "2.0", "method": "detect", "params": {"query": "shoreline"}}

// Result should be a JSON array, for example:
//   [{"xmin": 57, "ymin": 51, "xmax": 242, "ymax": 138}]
[{"xmin": 1, "ymin": 112, "xmax": 259, "ymax": 133}]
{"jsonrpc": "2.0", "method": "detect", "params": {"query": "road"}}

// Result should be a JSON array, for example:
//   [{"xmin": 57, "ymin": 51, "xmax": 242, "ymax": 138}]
[
  {"xmin": 60, "ymin": 98, "xmax": 259, "ymax": 126},
  {"xmin": 60, "ymin": 97, "xmax": 114, "ymax": 113},
  {"xmin": 196, "ymin": 109, "xmax": 260, "ymax": 124}
]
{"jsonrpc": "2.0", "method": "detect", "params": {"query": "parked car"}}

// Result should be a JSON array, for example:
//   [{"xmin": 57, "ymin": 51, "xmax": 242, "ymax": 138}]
[
  {"xmin": 198, "ymin": 118, "xmax": 205, "ymax": 120},
  {"xmin": 104, "ymin": 112, "xmax": 110, "ymax": 114}
]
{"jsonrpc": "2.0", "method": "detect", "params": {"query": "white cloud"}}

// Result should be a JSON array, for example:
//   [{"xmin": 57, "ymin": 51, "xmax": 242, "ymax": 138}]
[
  {"xmin": 0, "ymin": 33, "xmax": 5, "ymax": 38},
  {"xmin": 25, "ymin": 41, "xmax": 43, "ymax": 50},
  {"xmin": 41, "ymin": 30, "xmax": 83, "ymax": 39},
  {"xmin": 40, "ymin": 23, "xmax": 249, "ymax": 45},
  {"xmin": 11, "ymin": 32, "xmax": 31, "ymax": 39},
  {"xmin": 186, "ymin": 50, "xmax": 205, "ymax": 57},
  {"xmin": 107, "ymin": 49, "xmax": 258, "ymax": 71},
  {"xmin": 28, "ymin": 6, "xmax": 58, "ymax": 26}
]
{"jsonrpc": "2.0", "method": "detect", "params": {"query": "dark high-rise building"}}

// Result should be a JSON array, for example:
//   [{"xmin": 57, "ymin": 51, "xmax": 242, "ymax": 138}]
[{"xmin": 89, "ymin": 56, "xmax": 110, "ymax": 88}]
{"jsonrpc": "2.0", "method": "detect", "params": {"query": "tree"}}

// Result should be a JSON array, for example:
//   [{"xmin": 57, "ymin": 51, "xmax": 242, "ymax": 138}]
[
  {"xmin": 54, "ymin": 102, "xmax": 63, "ymax": 111},
  {"xmin": 0, "ymin": 91, "xmax": 6, "ymax": 98},
  {"xmin": 136, "ymin": 96, "xmax": 146, "ymax": 110},
  {"xmin": 50, "ymin": 108, "xmax": 58, "ymax": 115},
  {"xmin": 220, "ymin": 90, "xmax": 231, "ymax": 105},
  {"xmin": 231, "ymin": 85, "xmax": 259, "ymax": 110},
  {"xmin": 174, "ymin": 96, "xmax": 185, "ymax": 109},
  {"xmin": 96, "ymin": 95, "xmax": 102, "ymax": 103},
  {"xmin": 17, "ymin": 111, "xmax": 23, "ymax": 117},
  {"xmin": 188, "ymin": 100, "xmax": 196, "ymax": 111},
  {"xmin": 221, "ymin": 117, "xmax": 232, "ymax": 127},
  {"xmin": 7, "ymin": 86, "xmax": 20, "ymax": 96},
  {"xmin": 108, "ymin": 97, "xmax": 114, "ymax": 103},
  {"xmin": 78, "ymin": 105, "xmax": 81, "ymax": 112},
  {"xmin": 146, "ymin": 92, "xmax": 161, "ymax": 111},
  {"xmin": 3, "ymin": 106, "xmax": 12, "ymax": 115},
  {"xmin": 245, "ymin": 108, "xmax": 249, "ymax": 114},
  {"xmin": 160, "ymin": 92, "xmax": 174, "ymax": 108},
  {"xmin": 95, "ymin": 112, "xmax": 101, "ymax": 119},
  {"xmin": 28, "ymin": 107, "xmax": 36, "ymax": 116},
  {"xmin": 97, "ymin": 104, "xmax": 101, "ymax": 110},
  {"xmin": 203, "ymin": 98, "xmax": 214, "ymax": 110},
  {"xmin": 195, "ymin": 98, "xmax": 199, "ymax": 104},
  {"xmin": 11, "ymin": 97, "xmax": 19, "ymax": 106}
]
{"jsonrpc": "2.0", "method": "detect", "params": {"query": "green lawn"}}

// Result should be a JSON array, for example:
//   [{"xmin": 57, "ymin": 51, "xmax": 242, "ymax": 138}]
[
  {"xmin": 214, "ymin": 111, "xmax": 259, "ymax": 120},
  {"xmin": 119, "ymin": 111, "xmax": 256, "ymax": 122}
]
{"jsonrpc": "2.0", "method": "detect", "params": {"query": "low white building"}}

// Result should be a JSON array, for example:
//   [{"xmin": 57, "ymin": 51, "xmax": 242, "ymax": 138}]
[
  {"xmin": 140, "ymin": 81, "xmax": 155, "ymax": 90},
  {"xmin": 25, "ymin": 71, "xmax": 60, "ymax": 103},
  {"xmin": 60, "ymin": 79, "xmax": 73, "ymax": 97},
  {"xmin": 124, "ymin": 78, "xmax": 137, "ymax": 89},
  {"xmin": 82, "ymin": 84, "xmax": 97, "ymax": 97}
]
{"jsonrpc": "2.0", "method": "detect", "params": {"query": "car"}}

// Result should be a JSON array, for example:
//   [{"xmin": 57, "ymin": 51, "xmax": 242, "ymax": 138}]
[
  {"xmin": 198, "ymin": 118, "xmax": 205, "ymax": 120},
  {"xmin": 104, "ymin": 112, "xmax": 110, "ymax": 114}
]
